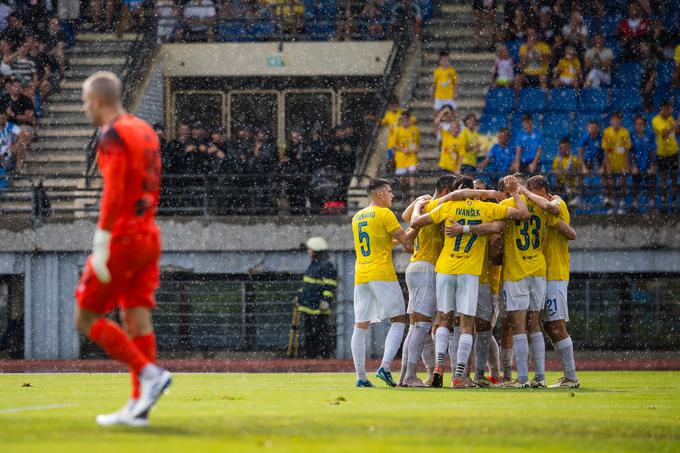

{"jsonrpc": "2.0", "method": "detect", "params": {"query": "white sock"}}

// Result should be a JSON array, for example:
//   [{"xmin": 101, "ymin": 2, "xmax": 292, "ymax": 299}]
[
  {"xmin": 448, "ymin": 327, "xmax": 461, "ymax": 371},
  {"xmin": 529, "ymin": 332, "xmax": 546, "ymax": 381},
  {"xmin": 140, "ymin": 364, "xmax": 161, "ymax": 380},
  {"xmin": 488, "ymin": 335, "xmax": 500, "ymax": 379},
  {"xmin": 512, "ymin": 333, "xmax": 529, "ymax": 383},
  {"xmin": 405, "ymin": 321, "xmax": 431, "ymax": 381},
  {"xmin": 381, "ymin": 322, "xmax": 405, "ymax": 371},
  {"xmin": 351, "ymin": 327, "xmax": 368, "ymax": 381},
  {"xmin": 501, "ymin": 347, "xmax": 513, "ymax": 380},
  {"xmin": 555, "ymin": 337, "xmax": 577, "ymax": 381},
  {"xmin": 399, "ymin": 327, "xmax": 413, "ymax": 381},
  {"xmin": 422, "ymin": 333, "xmax": 435, "ymax": 371},
  {"xmin": 474, "ymin": 331, "xmax": 492, "ymax": 379},
  {"xmin": 435, "ymin": 326, "xmax": 450, "ymax": 368},
  {"xmin": 455, "ymin": 333, "xmax": 474, "ymax": 378}
]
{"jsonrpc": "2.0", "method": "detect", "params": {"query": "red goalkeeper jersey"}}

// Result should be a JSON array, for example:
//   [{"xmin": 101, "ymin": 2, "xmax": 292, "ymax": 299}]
[{"xmin": 97, "ymin": 114, "xmax": 161, "ymax": 236}]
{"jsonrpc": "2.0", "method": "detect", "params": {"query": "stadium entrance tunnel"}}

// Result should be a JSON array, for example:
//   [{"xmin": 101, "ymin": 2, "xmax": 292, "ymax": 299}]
[{"xmin": 0, "ymin": 275, "xmax": 24, "ymax": 359}]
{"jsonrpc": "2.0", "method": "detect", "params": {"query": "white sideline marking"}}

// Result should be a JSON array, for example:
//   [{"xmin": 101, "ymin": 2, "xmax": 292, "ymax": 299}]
[{"xmin": 0, "ymin": 403, "xmax": 78, "ymax": 414}]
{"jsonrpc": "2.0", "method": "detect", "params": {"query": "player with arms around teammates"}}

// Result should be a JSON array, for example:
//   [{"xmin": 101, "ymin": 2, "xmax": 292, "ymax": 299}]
[
  {"xmin": 410, "ymin": 175, "xmax": 530, "ymax": 388},
  {"xmin": 351, "ymin": 179, "xmax": 417, "ymax": 387},
  {"xmin": 74, "ymin": 71, "xmax": 171, "ymax": 426}
]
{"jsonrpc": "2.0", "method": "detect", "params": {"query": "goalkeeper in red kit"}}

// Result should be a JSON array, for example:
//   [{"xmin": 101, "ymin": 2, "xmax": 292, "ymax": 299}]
[{"xmin": 74, "ymin": 71, "xmax": 171, "ymax": 427}]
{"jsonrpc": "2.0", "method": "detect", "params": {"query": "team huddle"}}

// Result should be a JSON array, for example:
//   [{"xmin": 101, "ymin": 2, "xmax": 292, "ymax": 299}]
[{"xmin": 350, "ymin": 173, "xmax": 580, "ymax": 389}]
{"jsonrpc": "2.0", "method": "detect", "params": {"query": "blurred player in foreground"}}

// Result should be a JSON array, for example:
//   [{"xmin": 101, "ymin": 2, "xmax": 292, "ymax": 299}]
[{"xmin": 74, "ymin": 71, "xmax": 171, "ymax": 426}]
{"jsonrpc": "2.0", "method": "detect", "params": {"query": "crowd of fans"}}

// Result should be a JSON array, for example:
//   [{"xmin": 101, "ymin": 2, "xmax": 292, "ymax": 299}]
[
  {"xmin": 156, "ymin": 120, "xmax": 357, "ymax": 214},
  {"xmin": 0, "ymin": 4, "xmax": 70, "ymax": 182},
  {"xmin": 158, "ymin": 0, "xmax": 426, "ymax": 42}
]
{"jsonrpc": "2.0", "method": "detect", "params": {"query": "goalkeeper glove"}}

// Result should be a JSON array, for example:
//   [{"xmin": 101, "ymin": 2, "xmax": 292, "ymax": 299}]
[{"xmin": 91, "ymin": 228, "xmax": 112, "ymax": 284}]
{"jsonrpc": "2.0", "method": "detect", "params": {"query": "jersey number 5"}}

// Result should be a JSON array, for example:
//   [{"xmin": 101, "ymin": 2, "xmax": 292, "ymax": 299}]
[{"xmin": 358, "ymin": 221, "xmax": 371, "ymax": 257}]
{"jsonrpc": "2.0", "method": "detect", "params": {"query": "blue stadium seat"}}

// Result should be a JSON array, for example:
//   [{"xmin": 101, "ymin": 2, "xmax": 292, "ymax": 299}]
[
  {"xmin": 218, "ymin": 20, "xmax": 247, "ymax": 42},
  {"xmin": 614, "ymin": 62, "xmax": 641, "ymax": 89},
  {"xmin": 548, "ymin": 88, "xmax": 578, "ymax": 112},
  {"xmin": 674, "ymin": 89, "xmax": 680, "ymax": 116},
  {"xmin": 622, "ymin": 112, "xmax": 635, "ymax": 131},
  {"xmin": 541, "ymin": 136, "xmax": 561, "ymax": 165},
  {"xmin": 479, "ymin": 112, "xmax": 509, "ymax": 134},
  {"xmin": 307, "ymin": 20, "xmax": 336, "ymax": 39},
  {"xmin": 484, "ymin": 88, "xmax": 515, "ymax": 114},
  {"xmin": 605, "ymin": 37, "xmax": 621, "ymax": 61},
  {"xmin": 610, "ymin": 87, "xmax": 642, "ymax": 112},
  {"xmin": 517, "ymin": 88, "xmax": 547, "ymax": 113},
  {"xmin": 505, "ymin": 40, "xmax": 522, "ymax": 65},
  {"xmin": 583, "ymin": 15, "xmax": 597, "ymax": 37},
  {"xmin": 249, "ymin": 20, "xmax": 276, "ymax": 38},
  {"xmin": 599, "ymin": 15, "xmax": 622, "ymax": 37},
  {"xmin": 654, "ymin": 61, "xmax": 674, "ymax": 108},
  {"xmin": 579, "ymin": 88, "xmax": 609, "ymax": 112},
  {"xmin": 542, "ymin": 113, "xmax": 571, "ymax": 137}
]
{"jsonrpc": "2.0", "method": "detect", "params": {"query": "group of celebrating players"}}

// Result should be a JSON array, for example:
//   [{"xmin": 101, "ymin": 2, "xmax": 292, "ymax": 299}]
[{"xmin": 350, "ymin": 172, "xmax": 580, "ymax": 389}]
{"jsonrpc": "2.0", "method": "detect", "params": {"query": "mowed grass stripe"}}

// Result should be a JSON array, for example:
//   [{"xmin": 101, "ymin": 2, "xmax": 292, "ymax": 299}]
[{"xmin": 0, "ymin": 371, "xmax": 678, "ymax": 452}]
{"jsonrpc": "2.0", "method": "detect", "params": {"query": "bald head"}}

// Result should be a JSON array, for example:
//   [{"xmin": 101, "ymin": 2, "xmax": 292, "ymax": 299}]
[{"xmin": 83, "ymin": 71, "xmax": 122, "ymax": 106}]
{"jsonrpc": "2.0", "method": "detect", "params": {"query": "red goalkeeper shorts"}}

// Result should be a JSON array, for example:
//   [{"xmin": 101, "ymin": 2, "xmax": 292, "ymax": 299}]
[{"xmin": 75, "ymin": 230, "xmax": 161, "ymax": 314}]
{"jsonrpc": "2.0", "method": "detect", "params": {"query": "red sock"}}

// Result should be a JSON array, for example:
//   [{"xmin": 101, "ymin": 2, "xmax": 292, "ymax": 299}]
[
  {"xmin": 88, "ymin": 318, "xmax": 150, "ymax": 375},
  {"xmin": 130, "ymin": 333, "xmax": 157, "ymax": 400}
]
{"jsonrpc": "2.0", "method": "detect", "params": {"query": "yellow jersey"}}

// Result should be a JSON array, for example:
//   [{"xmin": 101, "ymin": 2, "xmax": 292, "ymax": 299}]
[
  {"xmin": 552, "ymin": 154, "xmax": 581, "ymax": 187},
  {"xmin": 555, "ymin": 57, "xmax": 581, "ymax": 81},
  {"xmin": 428, "ymin": 199, "xmax": 509, "ymax": 275},
  {"xmin": 433, "ymin": 66, "xmax": 458, "ymax": 100},
  {"xmin": 651, "ymin": 114, "xmax": 679, "ymax": 158},
  {"xmin": 519, "ymin": 41, "xmax": 551, "ymax": 75},
  {"xmin": 545, "ymin": 197, "xmax": 570, "ymax": 281},
  {"xmin": 459, "ymin": 127, "xmax": 481, "ymax": 167},
  {"xmin": 393, "ymin": 124, "xmax": 420, "ymax": 170},
  {"xmin": 500, "ymin": 196, "xmax": 559, "ymax": 282},
  {"xmin": 352, "ymin": 205, "xmax": 402, "ymax": 285},
  {"xmin": 601, "ymin": 126, "xmax": 631, "ymax": 172},
  {"xmin": 411, "ymin": 198, "xmax": 444, "ymax": 265},
  {"xmin": 381, "ymin": 108, "xmax": 404, "ymax": 149},
  {"xmin": 438, "ymin": 129, "xmax": 463, "ymax": 173}
]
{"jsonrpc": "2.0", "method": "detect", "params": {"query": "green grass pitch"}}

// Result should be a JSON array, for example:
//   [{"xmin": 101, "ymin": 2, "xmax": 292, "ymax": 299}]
[{"xmin": 1, "ymin": 371, "xmax": 679, "ymax": 452}]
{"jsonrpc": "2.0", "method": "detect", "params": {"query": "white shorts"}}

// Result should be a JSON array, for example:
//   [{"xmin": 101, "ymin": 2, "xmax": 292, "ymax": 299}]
[
  {"xmin": 353, "ymin": 281, "xmax": 405, "ymax": 323},
  {"xmin": 544, "ymin": 280, "xmax": 569, "ymax": 322},
  {"xmin": 435, "ymin": 273, "xmax": 479, "ymax": 316},
  {"xmin": 503, "ymin": 276, "xmax": 547, "ymax": 312},
  {"xmin": 406, "ymin": 261, "xmax": 436, "ymax": 317},
  {"xmin": 476, "ymin": 284, "xmax": 495, "ymax": 322},
  {"xmin": 395, "ymin": 165, "xmax": 417, "ymax": 175},
  {"xmin": 434, "ymin": 98, "xmax": 457, "ymax": 111}
]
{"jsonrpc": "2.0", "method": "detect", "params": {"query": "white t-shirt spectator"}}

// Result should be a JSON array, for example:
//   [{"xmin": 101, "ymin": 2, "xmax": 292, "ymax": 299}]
[
  {"xmin": 494, "ymin": 57, "xmax": 514, "ymax": 84},
  {"xmin": 0, "ymin": 2, "xmax": 12, "ymax": 33},
  {"xmin": 183, "ymin": 0, "xmax": 216, "ymax": 32},
  {"xmin": 11, "ymin": 57, "xmax": 36, "ymax": 83},
  {"xmin": 0, "ymin": 120, "xmax": 20, "ymax": 161},
  {"xmin": 585, "ymin": 46, "xmax": 614, "ymax": 76}
]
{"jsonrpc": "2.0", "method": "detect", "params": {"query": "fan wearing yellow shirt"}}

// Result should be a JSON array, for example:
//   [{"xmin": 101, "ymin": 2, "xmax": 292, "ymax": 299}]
[
  {"xmin": 438, "ymin": 121, "xmax": 464, "ymax": 174},
  {"xmin": 499, "ymin": 175, "xmax": 574, "ymax": 389},
  {"xmin": 351, "ymin": 179, "xmax": 415, "ymax": 388},
  {"xmin": 651, "ymin": 101, "xmax": 679, "ymax": 212},
  {"xmin": 601, "ymin": 112, "xmax": 631, "ymax": 214},
  {"xmin": 368, "ymin": 97, "xmax": 403, "ymax": 174},
  {"xmin": 433, "ymin": 51, "xmax": 458, "ymax": 111},
  {"xmin": 393, "ymin": 112, "xmax": 420, "ymax": 198},
  {"xmin": 460, "ymin": 114, "xmax": 482, "ymax": 175},
  {"xmin": 552, "ymin": 137, "xmax": 582, "ymax": 202},
  {"xmin": 410, "ymin": 175, "xmax": 530, "ymax": 388},
  {"xmin": 553, "ymin": 46, "xmax": 581, "ymax": 89},
  {"xmin": 521, "ymin": 176, "xmax": 579, "ymax": 388}
]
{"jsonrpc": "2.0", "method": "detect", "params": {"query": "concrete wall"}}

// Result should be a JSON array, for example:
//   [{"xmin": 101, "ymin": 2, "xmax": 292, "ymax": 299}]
[{"xmin": 1, "ymin": 217, "xmax": 680, "ymax": 360}]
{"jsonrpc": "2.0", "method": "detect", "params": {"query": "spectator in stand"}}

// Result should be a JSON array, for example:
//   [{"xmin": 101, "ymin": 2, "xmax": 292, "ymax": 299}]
[
  {"xmin": 478, "ymin": 126, "xmax": 514, "ymax": 178},
  {"xmin": 601, "ymin": 112, "xmax": 631, "ymax": 214},
  {"xmin": 0, "ymin": 2, "xmax": 13, "ymax": 34},
  {"xmin": 584, "ymin": 34, "xmax": 613, "ymax": 88},
  {"xmin": 176, "ymin": 0, "xmax": 217, "ymax": 43},
  {"xmin": 90, "ymin": 0, "xmax": 115, "ymax": 32},
  {"xmin": 393, "ymin": 111, "xmax": 419, "ymax": 198},
  {"xmin": 433, "ymin": 105, "xmax": 456, "ymax": 142},
  {"xmin": 648, "ymin": 19, "xmax": 673, "ymax": 60},
  {"xmin": 153, "ymin": 123, "xmax": 172, "ymax": 175},
  {"xmin": 183, "ymin": 121, "xmax": 210, "ymax": 174},
  {"xmin": 617, "ymin": 2, "xmax": 649, "ymax": 62},
  {"xmin": 0, "ymin": 109, "xmax": 19, "ymax": 173},
  {"xmin": 460, "ymin": 113, "xmax": 481, "ymax": 175},
  {"xmin": 246, "ymin": 128, "xmax": 279, "ymax": 214},
  {"xmin": 630, "ymin": 115, "xmax": 656, "ymax": 211},
  {"xmin": 651, "ymin": 101, "xmax": 679, "ymax": 213},
  {"xmin": 473, "ymin": 0, "xmax": 497, "ymax": 51},
  {"xmin": 281, "ymin": 127, "xmax": 309, "ymax": 215},
  {"xmin": 503, "ymin": 7, "xmax": 526, "ymax": 42},
  {"xmin": 43, "ymin": 17, "xmax": 68, "ymax": 78},
  {"xmin": 549, "ymin": 33, "xmax": 567, "ymax": 70},
  {"xmin": 513, "ymin": 113, "xmax": 543, "ymax": 175},
  {"xmin": 432, "ymin": 50, "xmax": 458, "ymax": 111},
  {"xmin": 517, "ymin": 27, "xmax": 551, "ymax": 89},
  {"xmin": 639, "ymin": 41, "xmax": 657, "ymax": 112},
  {"xmin": 206, "ymin": 126, "xmax": 230, "ymax": 174},
  {"xmin": 492, "ymin": 44, "xmax": 515, "ymax": 88},
  {"xmin": 1, "ymin": 77, "xmax": 34, "ymax": 169},
  {"xmin": 3, "ymin": 14, "xmax": 26, "ymax": 50},
  {"xmin": 537, "ymin": 7, "xmax": 558, "ymax": 45},
  {"xmin": 561, "ymin": 10, "xmax": 588, "ymax": 56},
  {"xmin": 367, "ymin": 97, "xmax": 403, "ymax": 175},
  {"xmin": 336, "ymin": 0, "xmax": 357, "ymax": 41},
  {"xmin": 438, "ymin": 119, "xmax": 463, "ymax": 174},
  {"xmin": 273, "ymin": 0, "xmax": 305, "ymax": 35},
  {"xmin": 389, "ymin": 0, "xmax": 422, "ymax": 43},
  {"xmin": 551, "ymin": 137, "xmax": 582, "ymax": 205},
  {"xmin": 359, "ymin": 2, "xmax": 386, "ymax": 41},
  {"xmin": 331, "ymin": 121, "xmax": 357, "ymax": 203},
  {"xmin": 553, "ymin": 45, "xmax": 581, "ymax": 88},
  {"xmin": 578, "ymin": 119, "xmax": 604, "ymax": 176},
  {"xmin": 308, "ymin": 123, "xmax": 332, "ymax": 174},
  {"xmin": 167, "ymin": 121, "xmax": 191, "ymax": 175}
]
